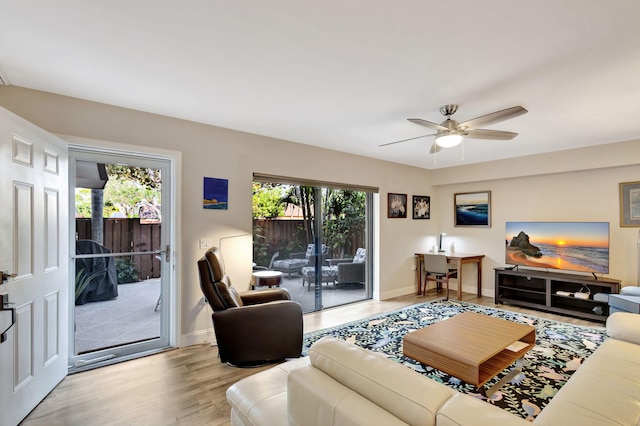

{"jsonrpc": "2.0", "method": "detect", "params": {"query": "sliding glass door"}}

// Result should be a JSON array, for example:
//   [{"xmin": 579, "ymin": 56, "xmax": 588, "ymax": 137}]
[{"xmin": 252, "ymin": 177, "xmax": 373, "ymax": 312}]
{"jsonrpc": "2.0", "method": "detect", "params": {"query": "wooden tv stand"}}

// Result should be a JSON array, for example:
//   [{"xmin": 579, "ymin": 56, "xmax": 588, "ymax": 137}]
[{"xmin": 495, "ymin": 267, "xmax": 620, "ymax": 321}]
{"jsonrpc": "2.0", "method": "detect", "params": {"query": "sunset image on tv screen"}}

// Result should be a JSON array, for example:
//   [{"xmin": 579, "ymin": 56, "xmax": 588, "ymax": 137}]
[{"xmin": 505, "ymin": 222, "xmax": 609, "ymax": 274}]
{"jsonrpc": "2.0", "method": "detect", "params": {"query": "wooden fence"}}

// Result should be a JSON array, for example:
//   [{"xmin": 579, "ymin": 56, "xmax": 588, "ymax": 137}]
[
  {"xmin": 77, "ymin": 218, "xmax": 363, "ymax": 279},
  {"xmin": 253, "ymin": 219, "xmax": 365, "ymax": 259},
  {"xmin": 76, "ymin": 218, "xmax": 162, "ymax": 280},
  {"xmin": 253, "ymin": 219, "xmax": 304, "ymax": 247}
]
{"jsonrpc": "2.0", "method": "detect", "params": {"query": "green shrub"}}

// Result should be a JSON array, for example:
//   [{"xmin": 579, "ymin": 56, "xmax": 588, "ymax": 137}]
[
  {"xmin": 115, "ymin": 258, "xmax": 139, "ymax": 284},
  {"xmin": 75, "ymin": 270, "xmax": 96, "ymax": 301}
]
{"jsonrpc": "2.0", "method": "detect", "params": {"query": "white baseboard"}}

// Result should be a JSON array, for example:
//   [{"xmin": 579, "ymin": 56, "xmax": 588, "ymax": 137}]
[
  {"xmin": 379, "ymin": 283, "xmax": 495, "ymax": 301},
  {"xmin": 379, "ymin": 285, "xmax": 417, "ymax": 300},
  {"xmin": 180, "ymin": 328, "xmax": 217, "ymax": 348}
]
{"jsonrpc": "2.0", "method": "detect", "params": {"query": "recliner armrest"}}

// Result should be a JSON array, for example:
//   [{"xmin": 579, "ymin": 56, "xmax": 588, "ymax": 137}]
[
  {"xmin": 239, "ymin": 288, "xmax": 291, "ymax": 305},
  {"xmin": 214, "ymin": 300, "xmax": 301, "ymax": 324}
]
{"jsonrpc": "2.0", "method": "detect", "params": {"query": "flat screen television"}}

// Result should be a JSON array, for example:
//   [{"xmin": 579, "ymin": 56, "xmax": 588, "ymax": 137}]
[{"xmin": 505, "ymin": 222, "xmax": 609, "ymax": 274}]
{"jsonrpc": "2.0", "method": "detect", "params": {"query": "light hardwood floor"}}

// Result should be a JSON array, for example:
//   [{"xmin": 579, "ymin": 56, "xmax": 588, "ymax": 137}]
[{"xmin": 21, "ymin": 291, "xmax": 603, "ymax": 426}]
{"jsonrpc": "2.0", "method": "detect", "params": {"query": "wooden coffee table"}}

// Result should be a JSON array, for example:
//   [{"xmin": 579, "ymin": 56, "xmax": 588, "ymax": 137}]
[{"xmin": 403, "ymin": 312, "xmax": 535, "ymax": 396}]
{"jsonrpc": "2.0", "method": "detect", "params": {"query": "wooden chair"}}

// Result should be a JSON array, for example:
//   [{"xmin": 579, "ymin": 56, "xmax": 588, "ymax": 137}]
[{"xmin": 422, "ymin": 254, "xmax": 457, "ymax": 300}]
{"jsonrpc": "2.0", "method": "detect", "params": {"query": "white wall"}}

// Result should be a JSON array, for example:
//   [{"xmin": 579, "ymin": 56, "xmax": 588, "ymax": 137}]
[
  {"xmin": 429, "ymin": 142, "xmax": 640, "ymax": 295},
  {"xmin": 1, "ymin": 86, "xmax": 638, "ymax": 347},
  {"xmin": 0, "ymin": 86, "xmax": 437, "ymax": 346}
]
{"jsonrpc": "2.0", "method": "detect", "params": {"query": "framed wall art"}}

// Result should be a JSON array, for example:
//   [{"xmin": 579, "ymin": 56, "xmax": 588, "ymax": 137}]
[
  {"xmin": 412, "ymin": 195, "xmax": 430, "ymax": 219},
  {"xmin": 203, "ymin": 177, "xmax": 229, "ymax": 210},
  {"xmin": 620, "ymin": 181, "xmax": 640, "ymax": 227},
  {"xmin": 454, "ymin": 191, "xmax": 491, "ymax": 227},
  {"xmin": 387, "ymin": 193, "xmax": 407, "ymax": 218}
]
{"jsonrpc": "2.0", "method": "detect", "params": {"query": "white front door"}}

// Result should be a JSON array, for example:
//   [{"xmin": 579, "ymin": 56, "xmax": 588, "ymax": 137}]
[{"xmin": 0, "ymin": 107, "xmax": 69, "ymax": 426}]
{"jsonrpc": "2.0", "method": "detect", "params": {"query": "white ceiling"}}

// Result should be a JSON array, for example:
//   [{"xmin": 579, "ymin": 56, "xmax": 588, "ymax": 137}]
[{"xmin": 1, "ymin": 1, "xmax": 639, "ymax": 169}]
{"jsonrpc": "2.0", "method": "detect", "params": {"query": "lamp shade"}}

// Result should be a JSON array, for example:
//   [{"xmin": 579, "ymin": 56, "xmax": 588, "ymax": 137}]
[{"xmin": 435, "ymin": 133, "xmax": 463, "ymax": 148}]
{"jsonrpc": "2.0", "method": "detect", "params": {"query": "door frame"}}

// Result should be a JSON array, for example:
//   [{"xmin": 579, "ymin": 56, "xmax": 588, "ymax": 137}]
[{"xmin": 64, "ymin": 136, "xmax": 181, "ymax": 370}]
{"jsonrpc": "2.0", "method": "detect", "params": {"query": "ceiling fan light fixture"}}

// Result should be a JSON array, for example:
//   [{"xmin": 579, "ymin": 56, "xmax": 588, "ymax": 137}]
[{"xmin": 435, "ymin": 132, "xmax": 463, "ymax": 148}]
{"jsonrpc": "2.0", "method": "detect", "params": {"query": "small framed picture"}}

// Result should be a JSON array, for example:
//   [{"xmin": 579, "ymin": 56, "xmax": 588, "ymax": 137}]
[
  {"xmin": 454, "ymin": 191, "xmax": 491, "ymax": 227},
  {"xmin": 412, "ymin": 195, "xmax": 430, "ymax": 219},
  {"xmin": 203, "ymin": 177, "xmax": 229, "ymax": 210},
  {"xmin": 620, "ymin": 181, "xmax": 640, "ymax": 227},
  {"xmin": 387, "ymin": 193, "xmax": 407, "ymax": 218}
]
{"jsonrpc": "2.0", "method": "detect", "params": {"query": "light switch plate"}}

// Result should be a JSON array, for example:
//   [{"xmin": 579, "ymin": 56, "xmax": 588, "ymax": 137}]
[{"xmin": 199, "ymin": 238, "xmax": 213, "ymax": 249}]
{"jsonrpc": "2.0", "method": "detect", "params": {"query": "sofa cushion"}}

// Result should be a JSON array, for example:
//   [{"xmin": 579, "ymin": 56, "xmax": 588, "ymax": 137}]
[
  {"xmin": 621, "ymin": 286, "xmax": 640, "ymax": 296},
  {"xmin": 305, "ymin": 243, "xmax": 330, "ymax": 259},
  {"xmin": 307, "ymin": 336, "xmax": 455, "ymax": 426},
  {"xmin": 533, "ymin": 337, "xmax": 640, "ymax": 426},
  {"xmin": 288, "ymin": 365, "xmax": 410, "ymax": 426},
  {"xmin": 353, "ymin": 247, "xmax": 366, "ymax": 263}
]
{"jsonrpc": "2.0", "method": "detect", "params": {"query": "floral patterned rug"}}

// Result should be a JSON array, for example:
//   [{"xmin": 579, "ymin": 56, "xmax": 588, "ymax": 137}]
[{"xmin": 302, "ymin": 300, "xmax": 607, "ymax": 421}]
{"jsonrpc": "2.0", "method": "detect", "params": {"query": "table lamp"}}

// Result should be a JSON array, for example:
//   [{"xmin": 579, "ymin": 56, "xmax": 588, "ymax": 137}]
[{"xmin": 438, "ymin": 233, "xmax": 446, "ymax": 252}]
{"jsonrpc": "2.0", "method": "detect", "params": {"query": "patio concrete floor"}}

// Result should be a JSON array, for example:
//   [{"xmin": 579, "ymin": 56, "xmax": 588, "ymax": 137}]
[{"xmin": 74, "ymin": 274, "xmax": 368, "ymax": 354}]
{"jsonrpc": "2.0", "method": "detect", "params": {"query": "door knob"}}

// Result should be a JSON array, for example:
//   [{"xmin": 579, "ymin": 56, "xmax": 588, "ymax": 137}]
[
  {"xmin": 0, "ymin": 294, "xmax": 16, "ymax": 343},
  {"xmin": 1, "ymin": 270, "xmax": 17, "ymax": 284}
]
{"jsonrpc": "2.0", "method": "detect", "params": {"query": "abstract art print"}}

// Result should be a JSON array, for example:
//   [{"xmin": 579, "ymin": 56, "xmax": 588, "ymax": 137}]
[
  {"xmin": 412, "ymin": 195, "xmax": 430, "ymax": 219},
  {"xmin": 454, "ymin": 191, "xmax": 491, "ymax": 227},
  {"xmin": 203, "ymin": 177, "xmax": 228, "ymax": 210}
]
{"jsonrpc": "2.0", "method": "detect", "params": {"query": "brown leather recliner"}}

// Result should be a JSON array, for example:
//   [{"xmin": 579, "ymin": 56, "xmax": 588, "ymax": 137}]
[{"xmin": 197, "ymin": 247, "xmax": 303, "ymax": 366}]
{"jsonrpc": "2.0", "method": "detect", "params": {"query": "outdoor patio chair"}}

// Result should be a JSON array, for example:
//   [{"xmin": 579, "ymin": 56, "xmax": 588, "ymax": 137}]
[
  {"xmin": 197, "ymin": 246, "xmax": 303, "ymax": 366},
  {"xmin": 301, "ymin": 265, "xmax": 338, "ymax": 290},
  {"xmin": 272, "ymin": 243, "xmax": 330, "ymax": 277},
  {"xmin": 252, "ymin": 251, "xmax": 279, "ymax": 271},
  {"xmin": 328, "ymin": 247, "xmax": 366, "ymax": 286}
]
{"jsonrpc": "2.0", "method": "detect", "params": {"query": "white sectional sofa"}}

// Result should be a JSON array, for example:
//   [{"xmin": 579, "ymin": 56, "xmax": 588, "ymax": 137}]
[{"xmin": 226, "ymin": 312, "xmax": 640, "ymax": 426}]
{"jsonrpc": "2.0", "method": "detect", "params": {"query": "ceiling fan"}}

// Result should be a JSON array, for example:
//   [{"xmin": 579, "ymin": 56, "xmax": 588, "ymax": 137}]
[{"xmin": 380, "ymin": 104, "xmax": 527, "ymax": 154}]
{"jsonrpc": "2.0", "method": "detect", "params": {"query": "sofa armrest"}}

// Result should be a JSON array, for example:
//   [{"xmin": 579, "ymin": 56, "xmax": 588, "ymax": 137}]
[
  {"xmin": 437, "ymin": 393, "xmax": 532, "ymax": 426},
  {"xmin": 239, "ymin": 288, "xmax": 291, "ymax": 305},
  {"xmin": 337, "ymin": 262, "xmax": 365, "ymax": 283},
  {"xmin": 606, "ymin": 311, "xmax": 640, "ymax": 344},
  {"xmin": 337, "ymin": 262, "xmax": 364, "ymax": 273}
]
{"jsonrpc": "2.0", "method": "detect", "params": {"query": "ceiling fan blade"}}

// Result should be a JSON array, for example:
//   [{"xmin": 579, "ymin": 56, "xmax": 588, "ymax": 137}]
[
  {"xmin": 407, "ymin": 118, "xmax": 449, "ymax": 132},
  {"xmin": 465, "ymin": 129, "xmax": 518, "ymax": 140},
  {"xmin": 378, "ymin": 133, "xmax": 436, "ymax": 147},
  {"xmin": 458, "ymin": 106, "xmax": 527, "ymax": 129},
  {"xmin": 429, "ymin": 142, "xmax": 443, "ymax": 154}
]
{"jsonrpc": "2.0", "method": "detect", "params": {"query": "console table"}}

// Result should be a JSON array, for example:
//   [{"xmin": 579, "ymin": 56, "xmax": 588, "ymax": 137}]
[
  {"xmin": 495, "ymin": 267, "xmax": 620, "ymax": 321},
  {"xmin": 415, "ymin": 253, "xmax": 485, "ymax": 298}
]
